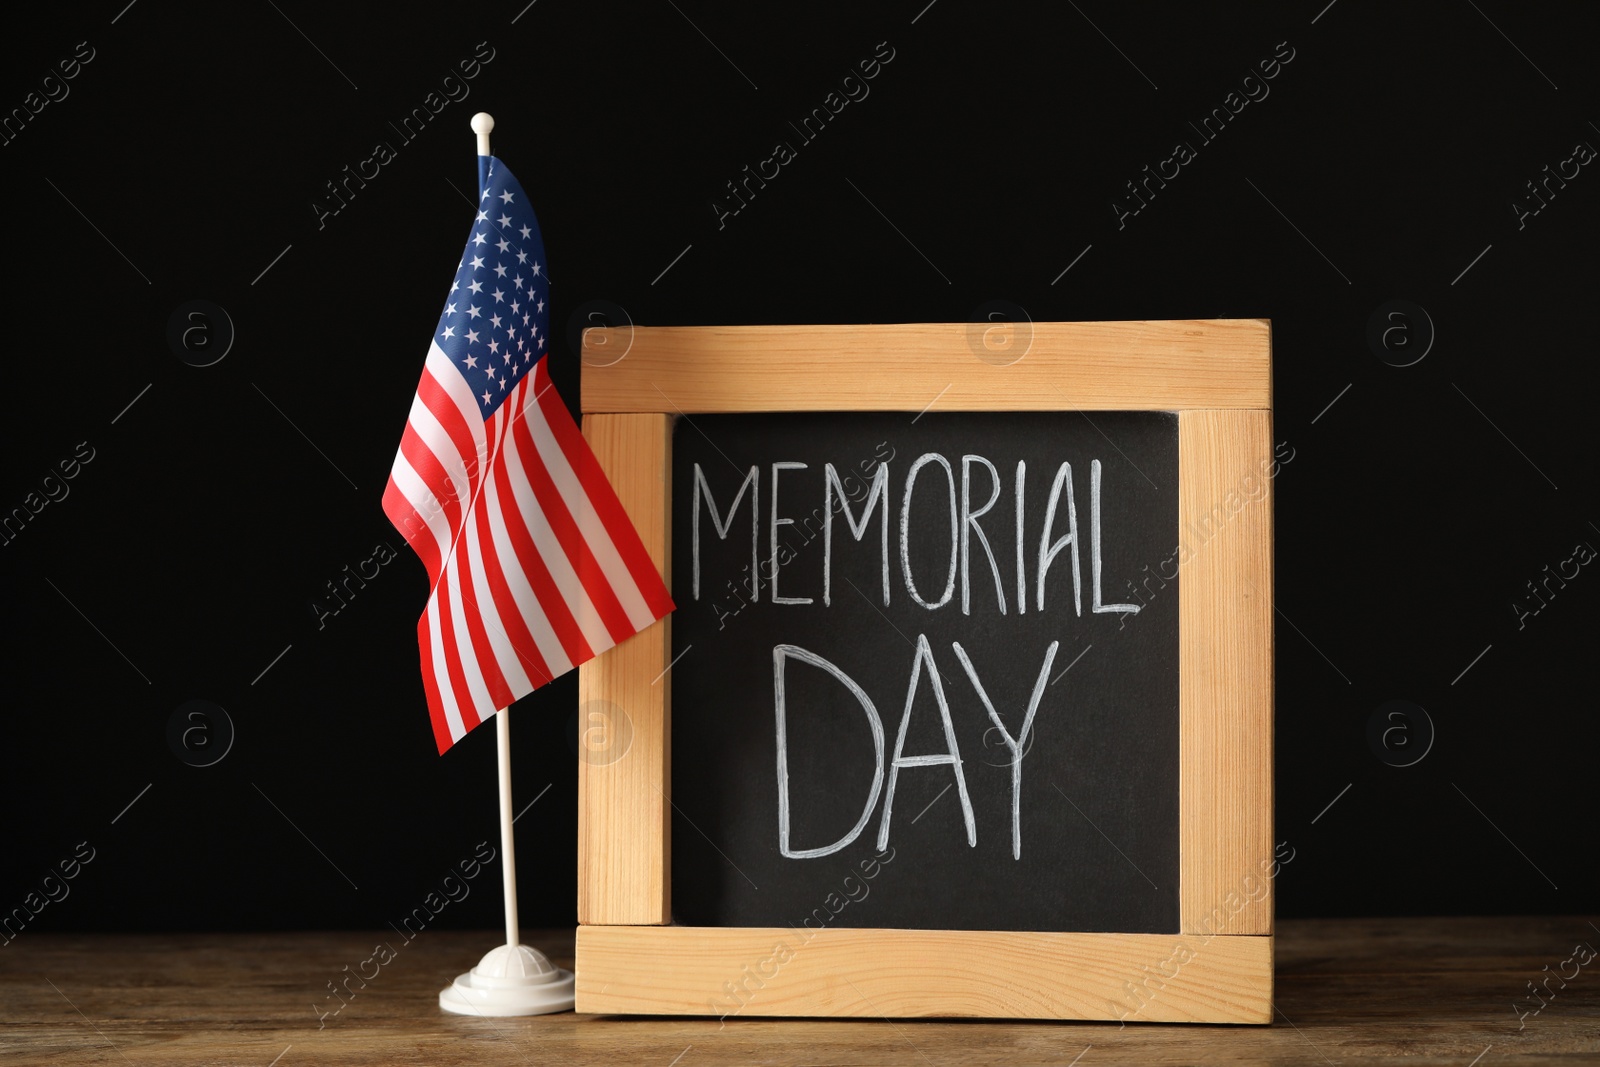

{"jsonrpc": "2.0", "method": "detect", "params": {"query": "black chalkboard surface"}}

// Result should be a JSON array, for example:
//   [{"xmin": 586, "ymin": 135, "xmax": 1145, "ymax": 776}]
[{"xmin": 670, "ymin": 411, "xmax": 1179, "ymax": 934}]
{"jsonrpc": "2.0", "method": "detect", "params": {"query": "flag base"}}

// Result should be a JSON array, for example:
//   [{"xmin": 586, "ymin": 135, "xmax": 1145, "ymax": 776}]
[{"xmin": 438, "ymin": 943, "xmax": 575, "ymax": 1016}]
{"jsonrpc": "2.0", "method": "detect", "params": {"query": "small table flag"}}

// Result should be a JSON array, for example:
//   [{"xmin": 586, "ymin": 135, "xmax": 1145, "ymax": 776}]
[{"xmin": 383, "ymin": 154, "xmax": 673, "ymax": 753}]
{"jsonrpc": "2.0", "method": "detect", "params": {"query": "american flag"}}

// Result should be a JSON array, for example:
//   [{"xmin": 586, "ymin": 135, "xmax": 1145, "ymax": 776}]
[{"xmin": 382, "ymin": 154, "xmax": 673, "ymax": 753}]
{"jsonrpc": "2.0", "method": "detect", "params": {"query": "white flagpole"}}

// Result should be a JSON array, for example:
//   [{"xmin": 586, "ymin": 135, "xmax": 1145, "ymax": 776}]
[
  {"xmin": 496, "ymin": 707, "xmax": 519, "ymax": 950},
  {"xmin": 477, "ymin": 109, "xmax": 521, "ymax": 955},
  {"xmin": 438, "ymin": 111, "xmax": 574, "ymax": 1017}
]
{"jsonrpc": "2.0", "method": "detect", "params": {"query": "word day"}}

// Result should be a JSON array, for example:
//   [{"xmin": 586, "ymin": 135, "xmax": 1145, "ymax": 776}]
[{"xmin": 774, "ymin": 635, "xmax": 1061, "ymax": 863}]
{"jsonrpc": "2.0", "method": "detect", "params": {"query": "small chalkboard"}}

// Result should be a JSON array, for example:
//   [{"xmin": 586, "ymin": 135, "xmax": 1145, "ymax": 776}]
[
  {"xmin": 669, "ymin": 411, "xmax": 1180, "ymax": 934},
  {"xmin": 571, "ymin": 322, "xmax": 1275, "ymax": 1023}
]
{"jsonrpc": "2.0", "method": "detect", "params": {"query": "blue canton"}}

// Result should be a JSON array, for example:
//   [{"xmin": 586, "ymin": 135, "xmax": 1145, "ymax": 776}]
[{"xmin": 433, "ymin": 155, "xmax": 549, "ymax": 419}]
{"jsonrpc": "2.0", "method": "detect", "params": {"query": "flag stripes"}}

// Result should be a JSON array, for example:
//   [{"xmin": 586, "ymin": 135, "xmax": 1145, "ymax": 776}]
[{"xmin": 385, "ymin": 345, "xmax": 672, "ymax": 752}]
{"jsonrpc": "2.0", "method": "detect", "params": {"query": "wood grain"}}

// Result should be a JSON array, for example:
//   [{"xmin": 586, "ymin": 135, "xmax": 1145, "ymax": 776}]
[
  {"xmin": 576, "ymin": 925, "xmax": 1271, "ymax": 1022},
  {"xmin": 579, "ymin": 321, "xmax": 1271, "ymax": 413},
  {"xmin": 575, "ymin": 323, "xmax": 1277, "ymax": 1011},
  {"xmin": 6, "ymin": 918, "xmax": 1593, "ymax": 1065},
  {"xmin": 577, "ymin": 413, "xmax": 672, "ymax": 926},
  {"xmin": 1178, "ymin": 410, "xmax": 1275, "ymax": 936}
]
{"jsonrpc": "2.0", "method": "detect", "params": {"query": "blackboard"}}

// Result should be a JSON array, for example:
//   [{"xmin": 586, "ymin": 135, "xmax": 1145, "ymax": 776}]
[{"xmin": 669, "ymin": 410, "xmax": 1180, "ymax": 934}]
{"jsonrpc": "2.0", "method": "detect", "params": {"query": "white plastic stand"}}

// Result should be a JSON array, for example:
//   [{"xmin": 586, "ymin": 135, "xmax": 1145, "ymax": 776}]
[
  {"xmin": 439, "ymin": 705, "xmax": 575, "ymax": 1016},
  {"xmin": 436, "ymin": 200, "xmax": 575, "ymax": 1013}
]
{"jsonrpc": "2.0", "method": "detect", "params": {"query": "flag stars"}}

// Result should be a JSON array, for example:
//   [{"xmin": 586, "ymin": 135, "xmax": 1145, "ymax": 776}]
[{"xmin": 429, "ymin": 171, "xmax": 547, "ymax": 416}]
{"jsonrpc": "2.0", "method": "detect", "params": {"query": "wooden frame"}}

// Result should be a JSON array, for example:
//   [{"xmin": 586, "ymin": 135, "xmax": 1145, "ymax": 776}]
[{"xmin": 576, "ymin": 321, "xmax": 1273, "ymax": 1023}]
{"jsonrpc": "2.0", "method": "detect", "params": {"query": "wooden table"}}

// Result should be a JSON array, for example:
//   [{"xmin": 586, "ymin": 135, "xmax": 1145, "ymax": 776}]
[{"xmin": 3, "ymin": 917, "xmax": 1595, "ymax": 1065}]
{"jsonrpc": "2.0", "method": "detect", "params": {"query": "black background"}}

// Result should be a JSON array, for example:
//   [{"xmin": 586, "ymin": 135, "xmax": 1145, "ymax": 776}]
[
  {"xmin": 2, "ymin": 1, "xmax": 1596, "ymax": 936},
  {"xmin": 669, "ymin": 412, "xmax": 1180, "ymax": 933}
]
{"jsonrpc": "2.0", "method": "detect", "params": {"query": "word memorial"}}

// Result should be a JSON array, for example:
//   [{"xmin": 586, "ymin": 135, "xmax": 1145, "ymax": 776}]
[{"xmin": 670, "ymin": 411, "xmax": 1181, "ymax": 935}]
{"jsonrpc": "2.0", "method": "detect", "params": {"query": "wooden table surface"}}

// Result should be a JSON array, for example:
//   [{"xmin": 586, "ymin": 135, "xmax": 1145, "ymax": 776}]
[{"xmin": 2, "ymin": 916, "xmax": 1595, "ymax": 1065}]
